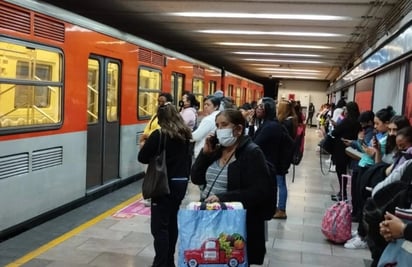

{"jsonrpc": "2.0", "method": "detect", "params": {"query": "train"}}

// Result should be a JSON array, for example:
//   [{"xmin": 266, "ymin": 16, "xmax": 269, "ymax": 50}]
[
  {"xmin": 0, "ymin": 0, "xmax": 263, "ymax": 237},
  {"xmin": 327, "ymin": 13, "xmax": 412, "ymax": 124}
]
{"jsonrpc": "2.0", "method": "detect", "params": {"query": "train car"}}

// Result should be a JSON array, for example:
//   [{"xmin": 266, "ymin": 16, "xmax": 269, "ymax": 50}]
[
  {"xmin": 0, "ymin": 0, "xmax": 263, "ymax": 237},
  {"xmin": 328, "ymin": 14, "xmax": 412, "ymax": 124}
]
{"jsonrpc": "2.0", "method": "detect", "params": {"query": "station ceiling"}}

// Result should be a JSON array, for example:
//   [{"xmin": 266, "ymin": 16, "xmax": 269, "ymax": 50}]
[{"xmin": 40, "ymin": 0, "xmax": 410, "ymax": 83}]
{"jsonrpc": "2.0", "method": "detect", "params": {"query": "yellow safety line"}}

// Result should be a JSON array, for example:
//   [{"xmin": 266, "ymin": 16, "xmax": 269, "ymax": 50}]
[{"xmin": 6, "ymin": 193, "xmax": 143, "ymax": 267}]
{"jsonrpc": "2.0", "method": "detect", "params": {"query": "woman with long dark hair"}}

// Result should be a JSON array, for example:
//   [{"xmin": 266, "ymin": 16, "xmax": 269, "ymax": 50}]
[
  {"xmin": 330, "ymin": 101, "xmax": 361, "ymax": 201},
  {"xmin": 138, "ymin": 103, "xmax": 192, "ymax": 267}
]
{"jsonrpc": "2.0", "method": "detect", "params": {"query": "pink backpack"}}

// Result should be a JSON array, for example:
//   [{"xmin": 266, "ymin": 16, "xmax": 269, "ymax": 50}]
[{"xmin": 321, "ymin": 201, "xmax": 352, "ymax": 243}]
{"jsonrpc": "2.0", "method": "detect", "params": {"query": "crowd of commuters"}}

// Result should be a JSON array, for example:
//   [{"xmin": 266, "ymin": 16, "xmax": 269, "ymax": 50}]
[
  {"xmin": 316, "ymin": 99, "xmax": 412, "ymax": 266},
  {"xmin": 138, "ymin": 90, "xmax": 412, "ymax": 267}
]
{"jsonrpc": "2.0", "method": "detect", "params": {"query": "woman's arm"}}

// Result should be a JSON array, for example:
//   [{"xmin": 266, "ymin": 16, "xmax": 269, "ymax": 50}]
[
  {"xmin": 192, "ymin": 117, "xmax": 214, "ymax": 142},
  {"xmin": 137, "ymin": 130, "xmax": 160, "ymax": 164}
]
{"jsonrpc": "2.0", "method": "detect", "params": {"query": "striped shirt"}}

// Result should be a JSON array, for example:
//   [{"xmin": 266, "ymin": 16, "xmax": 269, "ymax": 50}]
[{"xmin": 201, "ymin": 156, "xmax": 235, "ymax": 200}]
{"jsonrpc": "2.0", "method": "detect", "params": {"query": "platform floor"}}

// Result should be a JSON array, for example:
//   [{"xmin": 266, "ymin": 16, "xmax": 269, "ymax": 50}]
[{"xmin": 1, "ymin": 127, "xmax": 372, "ymax": 267}]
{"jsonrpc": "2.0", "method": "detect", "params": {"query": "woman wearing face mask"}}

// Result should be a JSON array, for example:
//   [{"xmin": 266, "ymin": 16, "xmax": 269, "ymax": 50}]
[
  {"xmin": 179, "ymin": 92, "xmax": 199, "ymax": 131},
  {"xmin": 191, "ymin": 109, "xmax": 273, "ymax": 265}
]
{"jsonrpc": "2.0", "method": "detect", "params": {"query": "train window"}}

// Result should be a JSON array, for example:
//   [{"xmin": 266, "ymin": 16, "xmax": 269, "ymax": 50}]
[
  {"xmin": 0, "ymin": 40, "xmax": 62, "ymax": 129},
  {"xmin": 87, "ymin": 59, "xmax": 99, "ymax": 123},
  {"xmin": 208, "ymin": 81, "xmax": 217, "ymax": 95},
  {"xmin": 106, "ymin": 62, "xmax": 119, "ymax": 122},
  {"xmin": 192, "ymin": 78, "xmax": 204, "ymax": 111},
  {"xmin": 227, "ymin": 84, "xmax": 234, "ymax": 97},
  {"xmin": 235, "ymin": 87, "xmax": 241, "ymax": 107},
  {"xmin": 138, "ymin": 67, "xmax": 162, "ymax": 119}
]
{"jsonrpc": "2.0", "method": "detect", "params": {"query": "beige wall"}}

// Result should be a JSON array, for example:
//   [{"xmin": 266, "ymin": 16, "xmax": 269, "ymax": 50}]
[{"xmin": 277, "ymin": 80, "xmax": 329, "ymax": 117}]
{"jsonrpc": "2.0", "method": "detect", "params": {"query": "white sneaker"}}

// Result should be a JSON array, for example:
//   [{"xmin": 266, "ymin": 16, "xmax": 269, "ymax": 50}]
[
  {"xmin": 351, "ymin": 230, "xmax": 358, "ymax": 238},
  {"xmin": 344, "ymin": 235, "xmax": 367, "ymax": 249},
  {"xmin": 141, "ymin": 199, "xmax": 151, "ymax": 207}
]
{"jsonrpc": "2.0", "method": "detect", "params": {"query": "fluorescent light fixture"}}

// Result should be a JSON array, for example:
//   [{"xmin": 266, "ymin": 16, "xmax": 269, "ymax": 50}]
[
  {"xmin": 199, "ymin": 30, "xmax": 342, "ymax": 37},
  {"xmin": 169, "ymin": 12, "xmax": 350, "ymax": 21},
  {"xmin": 218, "ymin": 42, "xmax": 332, "ymax": 49},
  {"xmin": 233, "ymin": 52, "xmax": 321, "ymax": 57},
  {"xmin": 257, "ymin": 68, "xmax": 322, "ymax": 73},
  {"xmin": 265, "ymin": 75, "xmax": 322, "ymax": 79},
  {"xmin": 243, "ymin": 58, "xmax": 324, "ymax": 64}
]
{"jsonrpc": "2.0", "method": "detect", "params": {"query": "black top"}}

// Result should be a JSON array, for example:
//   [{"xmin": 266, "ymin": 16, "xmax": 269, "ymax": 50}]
[{"xmin": 138, "ymin": 129, "xmax": 192, "ymax": 179}]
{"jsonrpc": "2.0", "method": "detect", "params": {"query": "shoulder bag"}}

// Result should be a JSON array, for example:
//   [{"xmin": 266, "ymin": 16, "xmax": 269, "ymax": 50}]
[{"xmin": 142, "ymin": 130, "xmax": 170, "ymax": 199}]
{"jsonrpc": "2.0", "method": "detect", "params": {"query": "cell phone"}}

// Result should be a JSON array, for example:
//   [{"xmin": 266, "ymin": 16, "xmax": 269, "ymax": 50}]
[{"xmin": 209, "ymin": 133, "xmax": 219, "ymax": 148}]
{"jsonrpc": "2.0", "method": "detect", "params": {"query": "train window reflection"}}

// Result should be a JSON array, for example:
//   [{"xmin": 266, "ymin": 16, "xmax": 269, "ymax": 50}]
[
  {"xmin": 138, "ymin": 67, "xmax": 162, "ymax": 119},
  {"xmin": 87, "ymin": 59, "xmax": 99, "ymax": 123},
  {"xmin": 106, "ymin": 62, "xmax": 119, "ymax": 122},
  {"xmin": 0, "ymin": 39, "xmax": 62, "ymax": 129},
  {"xmin": 192, "ymin": 78, "xmax": 204, "ymax": 111}
]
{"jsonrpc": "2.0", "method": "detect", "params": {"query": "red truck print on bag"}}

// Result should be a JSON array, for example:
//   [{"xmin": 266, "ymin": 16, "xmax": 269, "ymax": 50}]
[{"xmin": 184, "ymin": 233, "xmax": 246, "ymax": 267}]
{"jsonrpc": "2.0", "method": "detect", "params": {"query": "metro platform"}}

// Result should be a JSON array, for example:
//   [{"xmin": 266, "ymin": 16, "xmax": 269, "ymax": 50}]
[{"xmin": 0, "ymin": 128, "xmax": 372, "ymax": 267}]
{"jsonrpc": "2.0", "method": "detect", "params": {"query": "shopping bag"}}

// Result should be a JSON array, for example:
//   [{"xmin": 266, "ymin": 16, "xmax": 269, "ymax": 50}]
[{"xmin": 178, "ymin": 202, "xmax": 247, "ymax": 267}]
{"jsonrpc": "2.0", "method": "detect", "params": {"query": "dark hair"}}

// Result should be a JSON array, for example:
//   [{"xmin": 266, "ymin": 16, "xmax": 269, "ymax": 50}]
[
  {"xmin": 389, "ymin": 115, "xmax": 411, "ymax": 130},
  {"xmin": 345, "ymin": 101, "xmax": 360, "ymax": 120},
  {"xmin": 375, "ymin": 106, "xmax": 395, "ymax": 123},
  {"xmin": 216, "ymin": 108, "xmax": 246, "ymax": 135},
  {"xmin": 358, "ymin": 110, "xmax": 375, "ymax": 123},
  {"xmin": 397, "ymin": 126, "xmax": 412, "ymax": 144},
  {"xmin": 239, "ymin": 102, "xmax": 252, "ymax": 110},
  {"xmin": 183, "ymin": 92, "xmax": 200, "ymax": 109},
  {"xmin": 204, "ymin": 95, "xmax": 221, "ymax": 109},
  {"xmin": 157, "ymin": 103, "xmax": 192, "ymax": 140},
  {"xmin": 260, "ymin": 97, "xmax": 276, "ymax": 120},
  {"xmin": 159, "ymin": 92, "xmax": 173, "ymax": 103},
  {"xmin": 336, "ymin": 99, "xmax": 347, "ymax": 109}
]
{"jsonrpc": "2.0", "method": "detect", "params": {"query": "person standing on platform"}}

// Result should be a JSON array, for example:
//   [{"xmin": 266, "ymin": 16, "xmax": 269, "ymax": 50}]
[
  {"xmin": 138, "ymin": 102, "xmax": 192, "ymax": 267},
  {"xmin": 306, "ymin": 102, "xmax": 315, "ymax": 127}
]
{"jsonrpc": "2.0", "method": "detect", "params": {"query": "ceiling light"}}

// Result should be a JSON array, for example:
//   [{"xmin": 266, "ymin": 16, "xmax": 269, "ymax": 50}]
[
  {"xmin": 218, "ymin": 42, "xmax": 332, "ymax": 49},
  {"xmin": 265, "ymin": 75, "xmax": 322, "ymax": 79},
  {"xmin": 243, "ymin": 58, "xmax": 324, "ymax": 64},
  {"xmin": 233, "ymin": 52, "xmax": 321, "ymax": 57},
  {"xmin": 200, "ymin": 30, "xmax": 342, "ymax": 37},
  {"xmin": 170, "ymin": 12, "xmax": 350, "ymax": 21},
  {"xmin": 257, "ymin": 68, "xmax": 322, "ymax": 73}
]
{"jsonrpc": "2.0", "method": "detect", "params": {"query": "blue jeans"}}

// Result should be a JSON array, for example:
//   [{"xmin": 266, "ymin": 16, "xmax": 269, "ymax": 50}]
[{"xmin": 276, "ymin": 175, "xmax": 287, "ymax": 211}]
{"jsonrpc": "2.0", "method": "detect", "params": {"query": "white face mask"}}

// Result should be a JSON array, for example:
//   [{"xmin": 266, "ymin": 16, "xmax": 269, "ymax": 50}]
[{"xmin": 216, "ymin": 128, "xmax": 237, "ymax": 147}]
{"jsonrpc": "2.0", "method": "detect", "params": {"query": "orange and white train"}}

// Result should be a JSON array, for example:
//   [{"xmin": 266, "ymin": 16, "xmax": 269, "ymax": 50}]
[{"xmin": 0, "ymin": 0, "xmax": 263, "ymax": 236}]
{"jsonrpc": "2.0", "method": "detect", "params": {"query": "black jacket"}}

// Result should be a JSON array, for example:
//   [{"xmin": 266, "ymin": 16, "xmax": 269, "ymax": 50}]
[
  {"xmin": 138, "ymin": 129, "xmax": 191, "ymax": 180},
  {"xmin": 191, "ymin": 135, "xmax": 273, "ymax": 265}
]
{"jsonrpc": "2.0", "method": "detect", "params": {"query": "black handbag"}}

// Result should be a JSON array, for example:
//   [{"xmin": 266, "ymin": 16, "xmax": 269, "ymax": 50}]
[
  {"xmin": 142, "ymin": 131, "xmax": 170, "ymax": 199},
  {"xmin": 319, "ymin": 134, "xmax": 335, "ymax": 154}
]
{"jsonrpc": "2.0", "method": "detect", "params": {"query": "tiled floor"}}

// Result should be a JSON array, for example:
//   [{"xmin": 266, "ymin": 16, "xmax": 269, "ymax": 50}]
[{"xmin": 1, "ymin": 127, "xmax": 373, "ymax": 267}]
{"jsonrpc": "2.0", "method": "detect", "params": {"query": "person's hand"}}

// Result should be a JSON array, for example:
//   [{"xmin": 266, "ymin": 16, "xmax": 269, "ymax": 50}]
[
  {"xmin": 204, "ymin": 194, "xmax": 220, "ymax": 203},
  {"xmin": 139, "ymin": 134, "xmax": 148, "ymax": 148},
  {"xmin": 341, "ymin": 138, "xmax": 351, "ymax": 146},
  {"xmin": 379, "ymin": 212, "xmax": 406, "ymax": 242},
  {"xmin": 247, "ymin": 110, "xmax": 255, "ymax": 125},
  {"xmin": 204, "ymin": 133, "xmax": 218, "ymax": 154},
  {"xmin": 362, "ymin": 144, "xmax": 377, "ymax": 156}
]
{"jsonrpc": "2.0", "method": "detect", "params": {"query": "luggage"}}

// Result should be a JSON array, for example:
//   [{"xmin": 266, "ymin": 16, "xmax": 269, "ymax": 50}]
[
  {"xmin": 178, "ymin": 202, "xmax": 248, "ymax": 267},
  {"xmin": 321, "ymin": 174, "xmax": 352, "ymax": 243}
]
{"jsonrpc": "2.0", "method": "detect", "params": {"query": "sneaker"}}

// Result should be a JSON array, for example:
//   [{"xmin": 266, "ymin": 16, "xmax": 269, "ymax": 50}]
[
  {"xmin": 141, "ymin": 199, "xmax": 151, "ymax": 207},
  {"xmin": 351, "ymin": 230, "xmax": 358, "ymax": 238},
  {"xmin": 344, "ymin": 235, "xmax": 367, "ymax": 249}
]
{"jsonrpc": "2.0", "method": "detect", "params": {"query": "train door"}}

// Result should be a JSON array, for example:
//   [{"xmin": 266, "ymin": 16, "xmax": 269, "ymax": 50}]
[
  {"xmin": 171, "ymin": 72, "xmax": 184, "ymax": 106},
  {"xmin": 86, "ymin": 56, "xmax": 120, "ymax": 189}
]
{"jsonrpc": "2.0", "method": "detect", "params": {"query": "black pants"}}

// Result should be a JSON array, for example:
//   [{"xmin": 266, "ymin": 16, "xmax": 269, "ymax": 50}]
[{"xmin": 150, "ymin": 178, "xmax": 188, "ymax": 267}]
